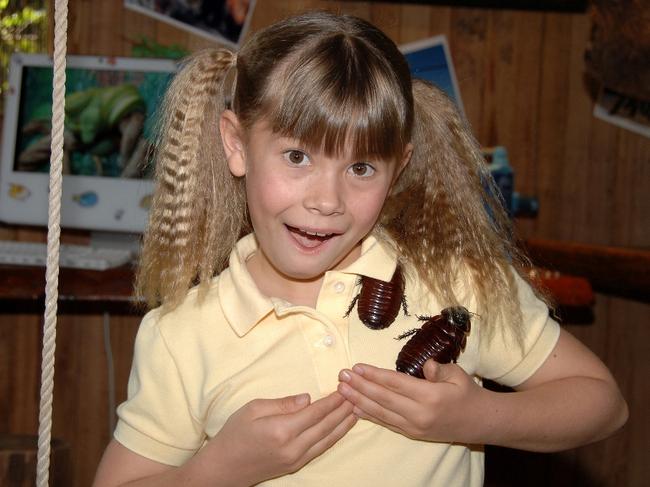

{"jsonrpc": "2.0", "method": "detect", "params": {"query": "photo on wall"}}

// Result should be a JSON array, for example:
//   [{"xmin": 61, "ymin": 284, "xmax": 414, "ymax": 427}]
[
  {"xmin": 593, "ymin": 87, "xmax": 650, "ymax": 139},
  {"xmin": 124, "ymin": 0, "xmax": 256, "ymax": 47},
  {"xmin": 400, "ymin": 35, "xmax": 465, "ymax": 118}
]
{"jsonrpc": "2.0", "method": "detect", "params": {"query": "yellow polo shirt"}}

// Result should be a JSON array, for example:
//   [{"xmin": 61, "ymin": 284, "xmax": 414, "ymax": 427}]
[{"xmin": 115, "ymin": 233, "xmax": 560, "ymax": 486}]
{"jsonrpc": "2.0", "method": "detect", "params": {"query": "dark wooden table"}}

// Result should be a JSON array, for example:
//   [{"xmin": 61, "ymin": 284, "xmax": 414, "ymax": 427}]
[
  {"xmin": 0, "ymin": 264, "xmax": 135, "ymax": 301},
  {"xmin": 0, "ymin": 263, "xmax": 142, "ymax": 314}
]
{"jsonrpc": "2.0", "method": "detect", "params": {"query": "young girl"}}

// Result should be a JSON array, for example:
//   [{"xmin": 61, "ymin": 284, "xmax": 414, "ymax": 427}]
[{"xmin": 94, "ymin": 11, "xmax": 627, "ymax": 486}]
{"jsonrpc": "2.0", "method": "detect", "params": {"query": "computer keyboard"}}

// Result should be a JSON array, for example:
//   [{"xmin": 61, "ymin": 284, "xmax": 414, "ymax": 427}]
[{"xmin": 0, "ymin": 240, "xmax": 135, "ymax": 270}]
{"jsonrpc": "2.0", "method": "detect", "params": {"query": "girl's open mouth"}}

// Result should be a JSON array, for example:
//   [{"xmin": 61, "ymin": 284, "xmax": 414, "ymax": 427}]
[{"xmin": 285, "ymin": 225, "xmax": 339, "ymax": 249}]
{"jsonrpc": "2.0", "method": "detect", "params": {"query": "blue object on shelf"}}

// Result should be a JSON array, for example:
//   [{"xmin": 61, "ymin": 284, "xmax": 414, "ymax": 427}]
[
  {"xmin": 512, "ymin": 193, "xmax": 539, "ymax": 217},
  {"xmin": 485, "ymin": 146, "xmax": 538, "ymax": 218},
  {"xmin": 488, "ymin": 146, "xmax": 514, "ymax": 217}
]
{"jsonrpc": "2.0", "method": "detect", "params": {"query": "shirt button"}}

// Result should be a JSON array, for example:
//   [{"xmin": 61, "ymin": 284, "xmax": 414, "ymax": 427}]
[
  {"xmin": 323, "ymin": 335, "xmax": 335, "ymax": 347},
  {"xmin": 333, "ymin": 281, "xmax": 345, "ymax": 293}
]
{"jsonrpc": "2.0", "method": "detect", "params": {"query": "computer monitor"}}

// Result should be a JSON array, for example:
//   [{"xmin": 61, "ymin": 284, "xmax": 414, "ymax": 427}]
[{"xmin": 0, "ymin": 53, "xmax": 176, "ymax": 234}]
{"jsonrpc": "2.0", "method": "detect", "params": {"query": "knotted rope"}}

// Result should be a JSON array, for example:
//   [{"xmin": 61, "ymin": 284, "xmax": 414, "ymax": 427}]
[{"xmin": 36, "ymin": 0, "xmax": 68, "ymax": 484}]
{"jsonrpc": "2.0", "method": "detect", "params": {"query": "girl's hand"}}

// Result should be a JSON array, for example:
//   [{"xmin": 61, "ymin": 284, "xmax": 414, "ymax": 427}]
[
  {"xmin": 337, "ymin": 361, "xmax": 487, "ymax": 444},
  {"xmin": 196, "ymin": 392, "xmax": 357, "ymax": 486},
  {"xmin": 337, "ymin": 330, "xmax": 628, "ymax": 452}
]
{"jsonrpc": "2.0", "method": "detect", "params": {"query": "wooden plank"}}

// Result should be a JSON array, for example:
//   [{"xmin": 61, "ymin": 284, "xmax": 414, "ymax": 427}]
[
  {"xmin": 427, "ymin": 5, "xmax": 452, "ymax": 36},
  {"xmin": 248, "ymin": 0, "xmax": 311, "ymax": 32},
  {"xmin": 341, "ymin": 1, "xmax": 373, "ymax": 20},
  {"xmin": 0, "ymin": 315, "xmax": 40, "ymax": 432},
  {"xmin": 122, "ymin": 5, "xmax": 158, "ymax": 57},
  {"xmin": 582, "ymin": 116, "xmax": 620, "ymax": 244},
  {"xmin": 505, "ymin": 11, "xmax": 544, "ymax": 239},
  {"xmin": 613, "ymin": 130, "xmax": 650, "ymax": 247},
  {"xmin": 534, "ymin": 12, "xmax": 572, "ymax": 240},
  {"xmin": 399, "ymin": 3, "xmax": 431, "ymax": 44},
  {"xmin": 596, "ymin": 298, "xmax": 638, "ymax": 486},
  {"xmin": 154, "ymin": 21, "xmax": 192, "ymax": 53},
  {"xmin": 505, "ymin": 12, "xmax": 544, "ymax": 197},
  {"xmin": 480, "ymin": 10, "xmax": 503, "ymax": 146},
  {"xmin": 370, "ymin": 2, "xmax": 402, "ymax": 41},
  {"xmin": 555, "ymin": 13, "xmax": 592, "ymax": 242},
  {"xmin": 617, "ymin": 298, "xmax": 650, "ymax": 484},
  {"xmin": 52, "ymin": 314, "xmax": 106, "ymax": 486},
  {"xmin": 93, "ymin": 1, "xmax": 125, "ymax": 56},
  {"xmin": 448, "ymin": 7, "xmax": 489, "ymax": 134}
]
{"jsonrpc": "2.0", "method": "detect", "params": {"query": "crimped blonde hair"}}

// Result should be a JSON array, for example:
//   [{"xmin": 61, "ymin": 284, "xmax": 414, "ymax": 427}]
[
  {"xmin": 137, "ymin": 48, "xmax": 249, "ymax": 310},
  {"xmin": 379, "ymin": 79, "xmax": 536, "ymax": 344},
  {"xmin": 137, "ymin": 11, "xmax": 545, "ymax": 343}
]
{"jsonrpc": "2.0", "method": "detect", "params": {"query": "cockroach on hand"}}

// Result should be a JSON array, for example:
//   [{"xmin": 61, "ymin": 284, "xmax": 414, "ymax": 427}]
[
  {"xmin": 395, "ymin": 306, "xmax": 471, "ymax": 378},
  {"xmin": 344, "ymin": 265, "xmax": 408, "ymax": 330}
]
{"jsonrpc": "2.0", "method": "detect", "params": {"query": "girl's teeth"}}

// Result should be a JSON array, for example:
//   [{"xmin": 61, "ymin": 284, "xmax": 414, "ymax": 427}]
[{"xmin": 303, "ymin": 229, "xmax": 331, "ymax": 237}]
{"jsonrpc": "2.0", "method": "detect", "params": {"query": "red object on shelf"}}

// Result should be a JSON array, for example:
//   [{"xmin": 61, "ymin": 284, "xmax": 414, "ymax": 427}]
[{"xmin": 530, "ymin": 268, "xmax": 595, "ymax": 307}]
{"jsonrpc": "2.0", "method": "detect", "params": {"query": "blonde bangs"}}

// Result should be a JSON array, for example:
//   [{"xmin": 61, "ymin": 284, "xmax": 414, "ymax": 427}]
[{"xmin": 256, "ymin": 34, "xmax": 412, "ymax": 162}]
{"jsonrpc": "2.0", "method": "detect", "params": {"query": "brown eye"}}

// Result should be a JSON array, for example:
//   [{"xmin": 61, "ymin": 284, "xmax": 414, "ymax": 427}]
[
  {"xmin": 349, "ymin": 162, "xmax": 375, "ymax": 177},
  {"xmin": 284, "ymin": 150, "xmax": 309, "ymax": 166}
]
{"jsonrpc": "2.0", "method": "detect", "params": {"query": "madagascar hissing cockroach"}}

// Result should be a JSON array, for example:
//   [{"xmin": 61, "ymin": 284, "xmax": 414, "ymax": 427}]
[
  {"xmin": 344, "ymin": 265, "xmax": 408, "ymax": 330},
  {"xmin": 395, "ymin": 306, "xmax": 471, "ymax": 378}
]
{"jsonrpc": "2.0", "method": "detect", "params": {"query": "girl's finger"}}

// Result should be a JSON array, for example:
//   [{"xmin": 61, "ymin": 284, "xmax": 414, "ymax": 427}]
[
  {"xmin": 337, "ymin": 381, "xmax": 408, "ymax": 428},
  {"xmin": 301, "ymin": 411, "xmax": 358, "ymax": 463},
  {"xmin": 339, "ymin": 368, "xmax": 421, "ymax": 415},
  {"xmin": 281, "ymin": 391, "xmax": 346, "ymax": 434},
  {"xmin": 295, "ymin": 399, "xmax": 356, "ymax": 454},
  {"xmin": 351, "ymin": 406, "xmax": 410, "ymax": 438},
  {"xmin": 347, "ymin": 363, "xmax": 431, "ymax": 398}
]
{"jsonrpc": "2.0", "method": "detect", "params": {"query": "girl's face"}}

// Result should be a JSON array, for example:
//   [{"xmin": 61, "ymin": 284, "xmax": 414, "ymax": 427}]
[{"xmin": 221, "ymin": 112, "xmax": 410, "ymax": 291}]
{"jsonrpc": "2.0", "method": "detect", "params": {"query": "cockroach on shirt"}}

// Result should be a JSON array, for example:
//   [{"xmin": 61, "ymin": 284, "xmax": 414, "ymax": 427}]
[
  {"xmin": 395, "ymin": 306, "xmax": 472, "ymax": 379},
  {"xmin": 344, "ymin": 265, "xmax": 409, "ymax": 330}
]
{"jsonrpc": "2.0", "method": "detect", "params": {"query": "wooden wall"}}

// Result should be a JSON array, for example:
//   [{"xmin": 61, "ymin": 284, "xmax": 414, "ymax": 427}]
[{"xmin": 1, "ymin": 1, "xmax": 648, "ymax": 486}]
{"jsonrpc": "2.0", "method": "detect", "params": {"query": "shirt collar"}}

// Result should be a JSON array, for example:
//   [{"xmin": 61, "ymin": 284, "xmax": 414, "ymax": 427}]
[
  {"xmin": 219, "ymin": 232, "xmax": 398, "ymax": 337},
  {"xmin": 337, "ymin": 233, "xmax": 397, "ymax": 282}
]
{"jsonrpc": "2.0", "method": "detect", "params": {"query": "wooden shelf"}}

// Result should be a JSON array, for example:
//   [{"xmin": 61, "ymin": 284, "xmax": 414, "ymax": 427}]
[
  {"xmin": 1, "ymin": 238, "xmax": 645, "ymax": 306},
  {"xmin": 0, "ymin": 264, "xmax": 136, "ymax": 302}
]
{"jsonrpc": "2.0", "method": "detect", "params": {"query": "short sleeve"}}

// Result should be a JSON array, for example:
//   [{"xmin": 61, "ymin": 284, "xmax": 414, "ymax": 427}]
[
  {"xmin": 114, "ymin": 311, "xmax": 205, "ymax": 466},
  {"xmin": 475, "ymin": 270, "xmax": 560, "ymax": 387}
]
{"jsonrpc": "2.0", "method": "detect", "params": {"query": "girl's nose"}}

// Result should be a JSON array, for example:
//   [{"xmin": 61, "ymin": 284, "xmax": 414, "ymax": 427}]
[{"xmin": 303, "ymin": 173, "xmax": 344, "ymax": 215}]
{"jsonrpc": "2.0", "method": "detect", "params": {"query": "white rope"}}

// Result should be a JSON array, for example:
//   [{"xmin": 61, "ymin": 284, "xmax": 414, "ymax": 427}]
[{"xmin": 36, "ymin": 0, "xmax": 68, "ymax": 484}]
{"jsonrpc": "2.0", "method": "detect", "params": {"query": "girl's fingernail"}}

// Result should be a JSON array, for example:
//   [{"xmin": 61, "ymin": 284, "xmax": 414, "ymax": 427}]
[
  {"xmin": 339, "ymin": 369, "xmax": 351, "ymax": 382},
  {"xmin": 295, "ymin": 393, "xmax": 310, "ymax": 406},
  {"xmin": 352, "ymin": 364, "xmax": 364, "ymax": 375},
  {"xmin": 338, "ymin": 382, "xmax": 351, "ymax": 396}
]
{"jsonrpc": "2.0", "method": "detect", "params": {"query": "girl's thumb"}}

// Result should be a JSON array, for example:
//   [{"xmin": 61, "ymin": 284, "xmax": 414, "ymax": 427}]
[
  {"xmin": 423, "ymin": 360, "xmax": 448, "ymax": 382},
  {"xmin": 277, "ymin": 393, "xmax": 311, "ymax": 413},
  {"xmin": 293, "ymin": 393, "xmax": 311, "ymax": 407}
]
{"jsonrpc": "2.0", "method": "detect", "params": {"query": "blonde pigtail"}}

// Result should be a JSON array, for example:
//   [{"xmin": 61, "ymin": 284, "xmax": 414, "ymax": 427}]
[
  {"xmin": 383, "ymin": 79, "xmax": 533, "ymax": 345},
  {"xmin": 136, "ymin": 48, "xmax": 248, "ymax": 310}
]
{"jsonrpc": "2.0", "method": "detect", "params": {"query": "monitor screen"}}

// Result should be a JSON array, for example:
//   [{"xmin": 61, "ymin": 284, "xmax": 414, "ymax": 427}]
[{"xmin": 0, "ymin": 53, "xmax": 176, "ymax": 233}]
